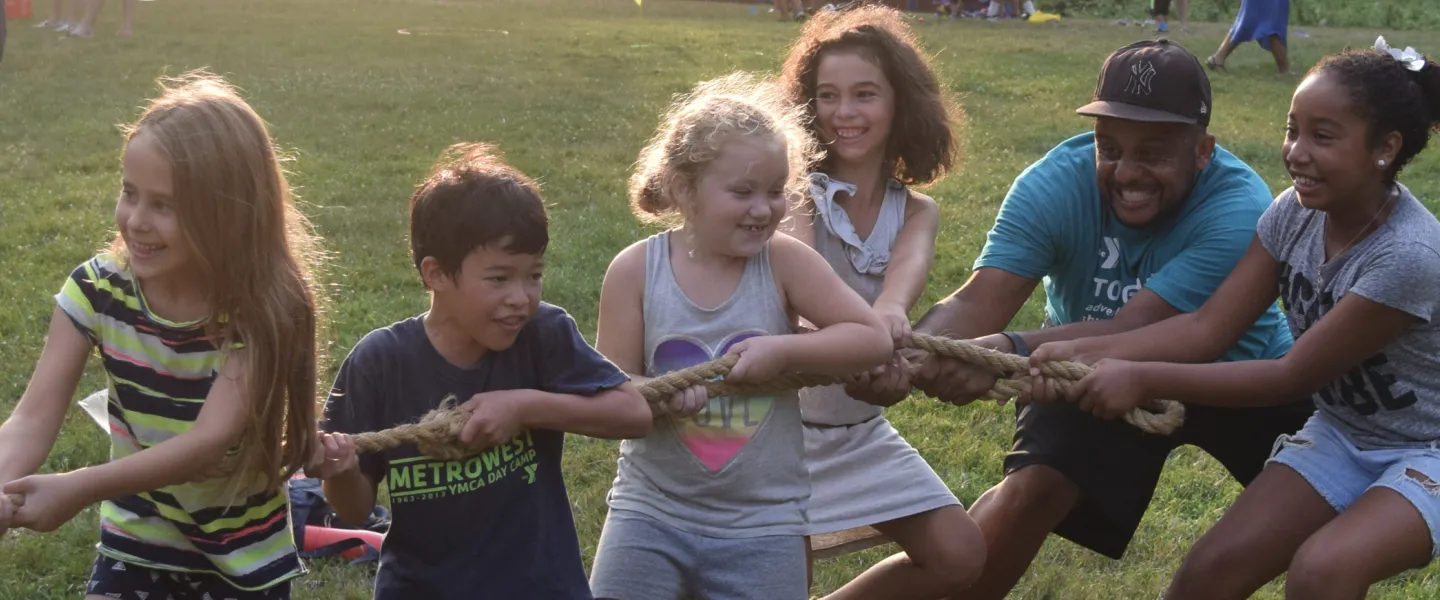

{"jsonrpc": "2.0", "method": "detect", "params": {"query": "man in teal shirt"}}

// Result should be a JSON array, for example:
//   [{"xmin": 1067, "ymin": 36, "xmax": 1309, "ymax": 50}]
[{"xmin": 854, "ymin": 39, "xmax": 1313, "ymax": 598}]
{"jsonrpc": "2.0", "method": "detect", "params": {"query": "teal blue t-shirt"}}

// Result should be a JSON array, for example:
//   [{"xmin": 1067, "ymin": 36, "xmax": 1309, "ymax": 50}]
[{"xmin": 975, "ymin": 132, "xmax": 1292, "ymax": 362}]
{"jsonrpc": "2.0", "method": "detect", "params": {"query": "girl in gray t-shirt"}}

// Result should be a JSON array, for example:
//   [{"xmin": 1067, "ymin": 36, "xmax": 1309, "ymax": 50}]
[
  {"xmin": 590, "ymin": 73, "xmax": 892, "ymax": 599},
  {"xmin": 1027, "ymin": 41, "xmax": 1440, "ymax": 598}
]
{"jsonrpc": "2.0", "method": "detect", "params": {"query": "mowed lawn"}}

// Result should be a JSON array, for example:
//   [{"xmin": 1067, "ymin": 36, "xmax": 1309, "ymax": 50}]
[{"xmin": 2, "ymin": 0, "xmax": 1439, "ymax": 598}]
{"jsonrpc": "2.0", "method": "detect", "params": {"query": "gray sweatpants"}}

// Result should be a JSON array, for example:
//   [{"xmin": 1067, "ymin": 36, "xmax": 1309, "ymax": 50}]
[{"xmin": 589, "ymin": 509, "xmax": 808, "ymax": 600}]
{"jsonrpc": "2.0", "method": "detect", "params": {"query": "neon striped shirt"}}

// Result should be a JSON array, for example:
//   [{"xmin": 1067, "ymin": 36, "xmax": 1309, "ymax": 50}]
[{"xmin": 55, "ymin": 254, "xmax": 303, "ymax": 591}]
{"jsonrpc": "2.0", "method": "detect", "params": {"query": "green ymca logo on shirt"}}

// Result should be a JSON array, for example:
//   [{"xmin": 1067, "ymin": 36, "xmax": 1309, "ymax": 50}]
[
  {"xmin": 386, "ymin": 430, "xmax": 540, "ymax": 504},
  {"xmin": 1083, "ymin": 236, "xmax": 1144, "ymax": 321}
]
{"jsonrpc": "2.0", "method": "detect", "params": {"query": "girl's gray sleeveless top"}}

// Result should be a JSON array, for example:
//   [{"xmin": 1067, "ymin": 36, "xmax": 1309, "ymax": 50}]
[
  {"xmin": 800, "ymin": 173, "xmax": 909, "ymax": 426},
  {"xmin": 606, "ymin": 230, "xmax": 809, "ymax": 538}
]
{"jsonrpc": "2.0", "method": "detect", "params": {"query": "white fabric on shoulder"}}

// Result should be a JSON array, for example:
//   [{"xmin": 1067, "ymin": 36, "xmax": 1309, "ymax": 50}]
[{"xmin": 808, "ymin": 172, "xmax": 906, "ymax": 276}]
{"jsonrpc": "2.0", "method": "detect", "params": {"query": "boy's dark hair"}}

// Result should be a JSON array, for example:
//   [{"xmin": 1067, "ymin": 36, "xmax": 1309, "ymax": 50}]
[
  {"xmin": 409, "ymin": 143, "xmax": 549, "ymax": 282},
  {"xmin": 1312, "ymin": 47, "xmax": 1440, "ymax": 182},
  {"xmin": 780, "ymin": 3, "xmax": 963, "ymax": 186}
]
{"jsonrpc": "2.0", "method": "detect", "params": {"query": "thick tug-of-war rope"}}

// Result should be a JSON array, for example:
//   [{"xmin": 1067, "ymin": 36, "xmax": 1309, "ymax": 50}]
[
  {"xmin": 0, "ymin": 336, "xmax": 1188, "ymax": 509},
  {"xmin": 907, "ymin": 333, "xmax": 1185, "ymax": 434},
  {"xmin": 347, "ymin": 358, "xmax": 843, "ymax": 462},
  {"xmin": 349, "ymin": 332, "xmax": 1184, "ymax": 461},
  {"xmin": 0, "ymin": 336, "xmax": 1186, "ymax": 506}
]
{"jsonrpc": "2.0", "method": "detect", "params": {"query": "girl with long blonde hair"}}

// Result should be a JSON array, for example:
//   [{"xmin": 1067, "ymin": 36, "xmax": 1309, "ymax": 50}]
[{"xmin": 0, "ymin": 69, "xmax": 325, "ymax": 600}]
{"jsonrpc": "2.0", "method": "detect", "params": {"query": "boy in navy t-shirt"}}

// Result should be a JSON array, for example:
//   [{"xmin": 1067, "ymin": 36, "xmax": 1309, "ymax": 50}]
[{"xmin": 309, "ymin": 143, "xmax": 651, "ymax": 600}]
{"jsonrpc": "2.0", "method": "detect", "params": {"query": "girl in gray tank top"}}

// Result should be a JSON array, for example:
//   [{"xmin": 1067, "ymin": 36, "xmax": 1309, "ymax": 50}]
[
  {"xmin": 590, "ymin": 72, "xmax": 892, "ymax": 600},
  {"xmin": 776, "ymin": 5, "xmax": 987, "ymax": 598},
  {"xmin": 612, "ymin": 230, "xmax": 805, "ymax": 537}
]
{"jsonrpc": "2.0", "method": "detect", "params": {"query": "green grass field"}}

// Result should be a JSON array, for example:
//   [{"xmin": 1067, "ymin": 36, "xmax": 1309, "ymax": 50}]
[{"xmin": 3, "ymin": 0, "xmax": 1440, "ymax": 598}]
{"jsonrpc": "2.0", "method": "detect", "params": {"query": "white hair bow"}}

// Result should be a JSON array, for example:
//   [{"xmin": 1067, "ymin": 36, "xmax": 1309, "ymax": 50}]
[{"xmin": 1375, "ymin": 36, "xmax": 1426, "ymax": 72}]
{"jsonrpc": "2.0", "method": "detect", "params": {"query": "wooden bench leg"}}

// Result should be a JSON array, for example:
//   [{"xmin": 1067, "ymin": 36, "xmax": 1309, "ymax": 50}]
[{"xmin": 808, "ymin": 525, "xmax": 891, "ymax": 560}]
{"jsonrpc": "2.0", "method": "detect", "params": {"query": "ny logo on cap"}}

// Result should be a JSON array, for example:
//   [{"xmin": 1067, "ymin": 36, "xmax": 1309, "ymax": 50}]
[{"xmin": 1125, "ymin": 61, "xmax": 1157, "ymax": 96}]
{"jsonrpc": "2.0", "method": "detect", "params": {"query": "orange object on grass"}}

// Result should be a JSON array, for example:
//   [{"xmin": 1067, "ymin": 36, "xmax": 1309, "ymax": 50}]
[
  {"xmin": 302, "ymin": 525, "xmax": 385, "ymax": 561},
  {"xmin": 5, "ymin": 0, "xmax": 32, "ymax": 20}
]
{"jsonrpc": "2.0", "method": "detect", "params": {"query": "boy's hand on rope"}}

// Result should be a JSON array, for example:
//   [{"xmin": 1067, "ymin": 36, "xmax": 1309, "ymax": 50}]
[
  {"xmin": 1068, "ymin": 359, "xmax": 1149, "ymax": 420},
  {"xmin": 723, "ymin": 337, "xmax": 789, "ymax": 384},
  {"xmin": 3, "ymin": 472, "xmax": 91, "ymax": 533},
  {"xmin": 846, "ymin": 352, "xmax": 914, "ymax": 407},
  {"xmin": 306, "ymin": 433, "xmax": 359, "ymax": 480},
  {"xmin": 661, "ymin": 386, "xmax": 708, "ymax": 419},
  {"xmin": 459, "ymin": 391, "xmax": 527, "ymax": 450}
]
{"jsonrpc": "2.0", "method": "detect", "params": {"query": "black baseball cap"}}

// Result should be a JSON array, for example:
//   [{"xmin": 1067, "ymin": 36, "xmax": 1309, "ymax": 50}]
[{"xmin": 1075, "ymin": 38, "xmax": 1212, "ymax": 127}]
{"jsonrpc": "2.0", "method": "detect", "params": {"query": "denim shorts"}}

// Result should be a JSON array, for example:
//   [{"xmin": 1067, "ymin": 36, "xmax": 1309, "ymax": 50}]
[
  {"xmin": 1006, "ymin": 398, "xmax": 1314, "ymax": 559},
  {"xmin": 1268, "ymin": 413, "xmax": 1440, "ymax": 562}
]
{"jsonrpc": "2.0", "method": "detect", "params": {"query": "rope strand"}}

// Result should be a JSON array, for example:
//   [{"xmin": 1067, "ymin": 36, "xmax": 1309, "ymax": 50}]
[
  {"xmin": 0, "ymin": 334, "xmax": 1185, "ymax": 511},
  {"xmin": 348, "ymin": 332, "xmax": 1184, "ymax": 459}
]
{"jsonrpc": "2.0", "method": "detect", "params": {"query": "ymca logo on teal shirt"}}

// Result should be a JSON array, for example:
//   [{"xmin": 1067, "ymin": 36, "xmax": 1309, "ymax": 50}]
[
  {"xmin": 1081, "ymin": 236, "xmax": 1144, "ymax": 321},
  {"xmin": 975, "ymin": 132, "xmax": 1291, "ymax": 362}
]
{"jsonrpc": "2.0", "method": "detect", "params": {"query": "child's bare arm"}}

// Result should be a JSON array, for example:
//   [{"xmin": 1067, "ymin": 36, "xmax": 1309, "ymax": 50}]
[
  {"xmin": 1096, "ymin": 292, "xmax": 1417, "ymax": 411},
  {"xmin": 1032, "ymin": 237, "xmax": 1281, "ymax": 367},
  {"xmin": 596, "ymin": 241, "xmax": 647, "ymax": 375},
  {"xmin": 778, "ymin": 201, "xmax": 822, "ymax": 330},
  {"xmin": 597, "ymin": 241, "xmax": 667, "ymax": 417},
  {"xmin": 313, "ymin": 343, "xmax": 390, "ymax": 528},
  {"xmin": 1059, "ymin": 239, "xmax": 1436, "ymax": 417},
  {"xmin": 73, "ymin": 348, "xmax": 253, "ymax": 497},
  {"xmin": 312, "ymin": 404, "xmax": 378, "ymax": 528},
  {"xmin": 0, "ymin": 307, "xmax": 91, "ymax": 486},
  {"xmin": 513, "ymin": 385, "xmax": 650, "ymax": 440},
  {"xmin": 873, "ymin": 191, "xmax": 940, "ymax": 345},
  {"xmin": 460, "ymin": 386, "xmax": 651, "ymax": 448},
  {"xmin": 321, "ymin": 458, "xmax": 378, "ymax": 528},
  {"xmin": 766, "ymin": 233, "xmax": 892, "ymax": 377},
  {"xmin": 7, "ymin": 346, "xmax": 254, "ymax": 531}
]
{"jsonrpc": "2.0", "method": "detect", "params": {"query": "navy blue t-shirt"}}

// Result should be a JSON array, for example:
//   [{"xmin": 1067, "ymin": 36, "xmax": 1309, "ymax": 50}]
[{"xmin": 322, "ymin": 303, "xmax": 628, "ymax": 600}]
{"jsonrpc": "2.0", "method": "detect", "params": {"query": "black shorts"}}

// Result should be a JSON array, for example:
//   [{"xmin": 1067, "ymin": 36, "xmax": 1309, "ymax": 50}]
[
  {"xmin": 1003, "ymin": 398, "xmax": 1315, "ymax": 559},
  {"xmin": 87, "ymin": 554, "xmax": 291, "ymax": 600}
]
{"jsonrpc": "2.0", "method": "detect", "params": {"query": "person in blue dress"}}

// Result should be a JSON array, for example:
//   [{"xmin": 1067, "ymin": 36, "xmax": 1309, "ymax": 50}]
[{"xmin": 1206, "ymin": 0, "xmax": 1293, "ymax": 75}]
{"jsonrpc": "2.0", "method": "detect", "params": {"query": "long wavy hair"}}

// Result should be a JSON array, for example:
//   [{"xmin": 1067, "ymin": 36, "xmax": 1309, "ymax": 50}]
[
  {"xmin": 781, "ymin": 3, "xmax": 963, "ymax": 185},
  {"xmin": 113, "ymin": 70, "xmax": 326, "ymax": 493}
]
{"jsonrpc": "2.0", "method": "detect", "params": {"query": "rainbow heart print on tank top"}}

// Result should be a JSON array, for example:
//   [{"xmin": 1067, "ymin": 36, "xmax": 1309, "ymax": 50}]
[{"xmin": 652, "ymin": 331, "xmax": 776, "ymax": 472}]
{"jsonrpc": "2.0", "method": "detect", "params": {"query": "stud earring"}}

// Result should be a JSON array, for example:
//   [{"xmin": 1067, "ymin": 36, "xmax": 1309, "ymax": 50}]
[{"xmin": 1379, "ymin": 159, "xmax": 1388, "ymax": 167}]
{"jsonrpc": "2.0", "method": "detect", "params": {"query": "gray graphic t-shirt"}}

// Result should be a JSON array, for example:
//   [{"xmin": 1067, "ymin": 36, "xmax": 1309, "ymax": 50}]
[{"xmin": 1258, "ymin": 184, "xmax": 1440, "ymax": 449}]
